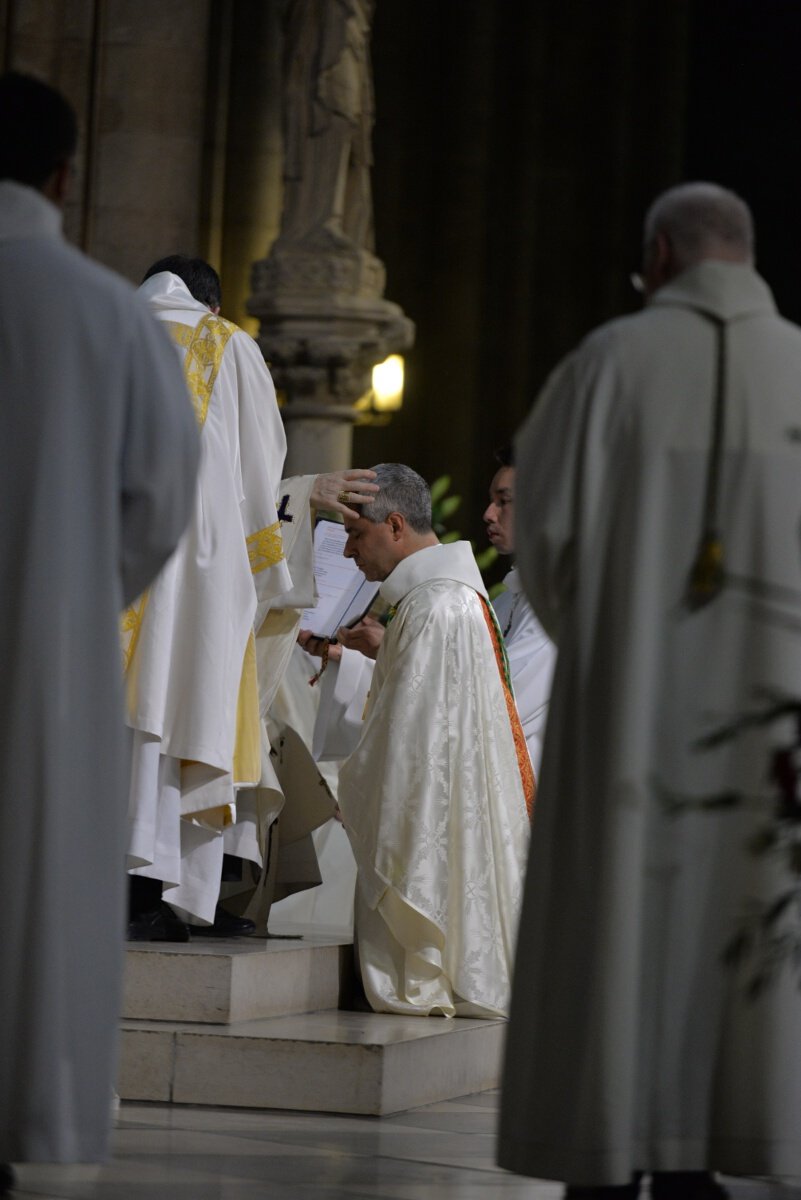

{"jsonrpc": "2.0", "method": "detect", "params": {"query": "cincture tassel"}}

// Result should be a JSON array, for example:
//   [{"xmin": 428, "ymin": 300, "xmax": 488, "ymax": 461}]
[
  {"xmin": 685, "ymin": 531, "xmax": 725, "ymax": 611},
  {"xmin": 308, "ymin": 640, "xmax": 330, "ymax": 686}
]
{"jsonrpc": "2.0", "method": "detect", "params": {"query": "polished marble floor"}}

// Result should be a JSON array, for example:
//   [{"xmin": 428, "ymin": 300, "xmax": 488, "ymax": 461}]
[{"xmin": 9, "ymin": 1092, "xmax": 801, "ymax": 1200}]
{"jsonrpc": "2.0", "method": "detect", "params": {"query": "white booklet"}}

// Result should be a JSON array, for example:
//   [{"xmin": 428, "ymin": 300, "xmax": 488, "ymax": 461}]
[{"xmin": 301, "ymin": 519, "xmax": 381, "ymax": 639}]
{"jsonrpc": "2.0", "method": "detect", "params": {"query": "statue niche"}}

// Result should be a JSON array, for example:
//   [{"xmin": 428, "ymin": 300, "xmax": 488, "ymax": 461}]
[
  {"xmin": 281, "ymin": 0, "xmax": 375, "ymax": 256},
  {"xmin": 249, "ymin": 0, "xmax": 413, "ymax": 448}
]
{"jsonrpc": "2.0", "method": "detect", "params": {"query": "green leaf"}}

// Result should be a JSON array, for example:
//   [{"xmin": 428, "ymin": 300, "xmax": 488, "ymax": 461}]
[
  {"xmin": 429, "ymin": 475, "xmax": 451, "ymax": 504},
  {"xmin": 474, "ymin": 546, "xmax": 498, "ymax": 571},
  {"xmin": 438, "ymin": 495, "xmax": 462, "ymax": 520},
  {"xmin": 488, "ymin": 581, "xmax": 507, "ymax": 601},
  {"xmin": 441, "ymin": 530, "xmax": 460, "ymax": 543}
]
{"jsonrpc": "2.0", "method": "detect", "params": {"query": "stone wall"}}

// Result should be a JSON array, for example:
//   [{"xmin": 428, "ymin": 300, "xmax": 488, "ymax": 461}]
[{"xmin": 1, "ymin": 0, "xmax": 212, "ymax": 285}]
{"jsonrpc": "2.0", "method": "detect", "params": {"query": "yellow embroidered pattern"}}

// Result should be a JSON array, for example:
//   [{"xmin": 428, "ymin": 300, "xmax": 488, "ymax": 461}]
[
  {"xmin": 121, "ymin": 315, "xmax": 282, "ymax": 673},
  {"xmin": 246, "ymin": 522, "xmax": 284, "ymax": 574},
  {"xmin": 121, "ymin": 592, "xmax": 148, "ymax": 674},
  {"xmin": 166, "ymin": 313, "xmax": 237, "ymax": 428}
]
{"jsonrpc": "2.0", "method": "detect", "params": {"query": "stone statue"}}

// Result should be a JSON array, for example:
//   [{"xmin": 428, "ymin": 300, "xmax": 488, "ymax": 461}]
[
  {"xmin": 281, "ymin": 0, "xmax": 375, "ymax": 253},
  {"xmin": 250, "ymin": 0, "xmax": 414, "ymax": 465}
]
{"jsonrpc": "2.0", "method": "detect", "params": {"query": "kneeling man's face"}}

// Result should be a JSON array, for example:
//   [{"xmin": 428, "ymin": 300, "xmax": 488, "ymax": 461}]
[
  {"xmin": 483, "ymin": 465, "xmax": 515, "ymax": 556},
  {"xmin": 343, "ymin": 515, "xmax": 399, "ymax": 582}
]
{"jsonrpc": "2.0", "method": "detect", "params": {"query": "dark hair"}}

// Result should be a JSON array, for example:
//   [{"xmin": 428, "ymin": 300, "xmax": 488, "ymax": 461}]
[
  {"xmin": 142, "ymin": 255, "xmax": 222, "ymax": 310},
  {"xmin": 494, "ymin": 443, "xmax": 514, "ymax": 468},
  {"xmin": 0, "ymin": 71, "xmax": 78, "ymax": 188}
]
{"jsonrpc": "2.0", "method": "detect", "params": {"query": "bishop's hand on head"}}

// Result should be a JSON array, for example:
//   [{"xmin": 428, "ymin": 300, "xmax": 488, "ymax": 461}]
[{"xmin": 310, "ymin": 469, "xmax": 379, "ymax": 519}]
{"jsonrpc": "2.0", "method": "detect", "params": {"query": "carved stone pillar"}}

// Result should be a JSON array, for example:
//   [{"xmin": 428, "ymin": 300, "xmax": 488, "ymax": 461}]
[{"xmin": 248, "ymin": 0, "xmax": 413, "ymax": 475}]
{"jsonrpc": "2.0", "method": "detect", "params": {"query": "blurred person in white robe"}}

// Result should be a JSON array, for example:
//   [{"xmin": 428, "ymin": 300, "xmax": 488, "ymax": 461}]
[
  {"xmin": 499, "ymin": 183, "xmax": 801, "ymax": 1199},
  {"xmin": 124, "ymin": 255, "xmax": 378, "ymax": 939},
  {"xmin": 484, "ymin": 443, "xmax": 556, "ymax": 776},
  {"xmin": 305, "ymin": 464, "xmax": 532, "ymax": 1018},
  {"xmin": 0, "ymin": 73, "xmax": 199, "ymax": 1187}
]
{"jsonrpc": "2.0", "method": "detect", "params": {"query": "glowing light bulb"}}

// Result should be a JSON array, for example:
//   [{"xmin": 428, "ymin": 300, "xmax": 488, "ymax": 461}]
[{"xmin": 371, "ymin": 355, "xmax": 404, "ymax": 412}]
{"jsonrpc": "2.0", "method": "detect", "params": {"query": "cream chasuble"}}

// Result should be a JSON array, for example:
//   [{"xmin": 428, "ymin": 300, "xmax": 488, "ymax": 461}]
[{"xmin": 337, "ymin": 541, "xmax": 531, "ymax": 1018}]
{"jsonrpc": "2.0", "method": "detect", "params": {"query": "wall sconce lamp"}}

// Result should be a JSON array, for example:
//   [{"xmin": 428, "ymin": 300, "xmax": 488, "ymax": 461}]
[{"xmin": 355, "ymin": 354, "xmax": 405, "ymax": 425}]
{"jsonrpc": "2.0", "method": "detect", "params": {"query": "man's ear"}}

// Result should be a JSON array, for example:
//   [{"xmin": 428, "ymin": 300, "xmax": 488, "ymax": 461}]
[
  {"xmin": 643, "ymin": 230, "xmax": 674, "ymax": 295},
  {"xmin": 42, "ymin": 158, "xmax": 73, "ymax": 208},
  {"xmin": 654, "ymin": 231, "xmax": 672, "ymax": 272},
  {"xmin": 387, "ymin": 512, "xmax": 405, "ymax": 540}
]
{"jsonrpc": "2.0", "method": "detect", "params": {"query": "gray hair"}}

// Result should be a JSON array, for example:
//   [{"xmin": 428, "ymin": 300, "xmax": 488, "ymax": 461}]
[
  {"xmin": 362, "ymin": 463, "xmax": 433, "ymax": 534},
  {"xmin": 644, "ymin": 182, "xmax": 754, "ymax": 270}
]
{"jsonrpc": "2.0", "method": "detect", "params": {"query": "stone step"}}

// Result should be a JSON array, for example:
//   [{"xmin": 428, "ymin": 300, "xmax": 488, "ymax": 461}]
[
  {"xmin": 118, "ymin": 1010, "xmax": 505, "ymax": 1116},
  {"xmin": 122, "ymin": 933, "xmax": 352, "ymax": 1025}
]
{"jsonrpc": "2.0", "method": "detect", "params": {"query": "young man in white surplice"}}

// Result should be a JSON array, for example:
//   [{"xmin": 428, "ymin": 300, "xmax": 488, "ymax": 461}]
[{"xmin": 483, "ymin": 444, "xmax": 556, "ymax": 777}]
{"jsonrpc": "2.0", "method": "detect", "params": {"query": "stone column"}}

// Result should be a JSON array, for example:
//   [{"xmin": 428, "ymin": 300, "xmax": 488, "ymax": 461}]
[{"xmin": 248, "ymin": 0, "xmax": 413, "ymax": 475}]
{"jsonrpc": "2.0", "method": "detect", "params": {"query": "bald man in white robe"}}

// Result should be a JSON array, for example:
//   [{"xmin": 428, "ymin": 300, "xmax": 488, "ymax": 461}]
[{"xmin": 500, "ymin": 183, "xmax": 801, "ymax": 1199}]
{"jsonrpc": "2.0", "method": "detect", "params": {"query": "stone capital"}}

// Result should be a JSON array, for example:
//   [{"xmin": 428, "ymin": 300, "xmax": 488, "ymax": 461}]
[{"xmin": 250, "ymin": 240, "xmax": 414, "ymax": 410}]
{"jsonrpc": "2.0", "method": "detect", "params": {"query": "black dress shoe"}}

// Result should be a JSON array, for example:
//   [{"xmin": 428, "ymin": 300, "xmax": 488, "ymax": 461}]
[
  {"xmin": 0, "ymin": 1162, "xmax": 15, "ymax": 1196},
  {"xmin": 651, "ymin": 1173, "xmax": 728, "ymax": 1200},
  {"xmin": 127, "ymin": 902, "xmax": 190, "ymax": 943},
  {"xmin": 190, "ymin": 903, "xmax": 256, "ymax": 937}
]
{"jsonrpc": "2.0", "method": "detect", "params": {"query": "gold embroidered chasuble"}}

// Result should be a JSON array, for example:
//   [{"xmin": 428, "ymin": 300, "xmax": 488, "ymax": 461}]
[
  {"xmin": 122, "ymin": 312, "xmax": 282, "ymax": 817},
  {"xmin": 124, "ymin": 271, "xmax": 331, "ymax": 928},
  {"xmin": 124, "ymin": 280, "xmax": 293, "ymax": 901}
]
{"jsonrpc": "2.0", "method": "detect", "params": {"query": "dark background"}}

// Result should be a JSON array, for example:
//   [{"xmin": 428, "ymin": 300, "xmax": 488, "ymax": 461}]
[{"xmin": 355, "ymin": 0, "xmax": 801, "ymax": 552}]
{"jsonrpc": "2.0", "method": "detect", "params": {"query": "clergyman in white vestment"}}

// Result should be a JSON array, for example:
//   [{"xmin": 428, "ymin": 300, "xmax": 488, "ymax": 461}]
[
  {"xmin": 124, "ymin": 259, "xmax": 378, "ymax": 932},
  {"xmin": 310, "ymin": 464, "xmax": 532, "ymax": 1019},
  {"xmin": 308, "ymin": 451, "xmax": 552, "ymax": 778},
  {"xmin": 499, "ymin": 184, "xmax": 801, "ymax": 1197},
  {"xmin": 0, "ymin": 73, "xmax": 199, "ymax": 1171},
  {"xmin": 483, "ymin": 445, "xmax": 556, "ymax": 777}
]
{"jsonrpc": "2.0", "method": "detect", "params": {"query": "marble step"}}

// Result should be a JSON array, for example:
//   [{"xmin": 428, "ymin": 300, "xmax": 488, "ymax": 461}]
[
  {"xmin": 122, "ymin": 933, "xmax": 352, "ymax": 1024},
  {"xmin": 118, "ymin": 1009, "xmax": 505, "ymax": 1116}
]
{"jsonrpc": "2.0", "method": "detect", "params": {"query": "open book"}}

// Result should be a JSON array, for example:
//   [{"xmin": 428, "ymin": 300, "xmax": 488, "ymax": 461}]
[{"xmin": 301, "ymin": 519, "xmax": 381, "ymax": 639}]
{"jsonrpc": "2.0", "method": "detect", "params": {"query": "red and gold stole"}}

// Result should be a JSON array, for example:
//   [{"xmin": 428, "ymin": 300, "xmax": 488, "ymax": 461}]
[{"xmin": 479, "ymin": 598, "xmax": 536, "ymax": 821}]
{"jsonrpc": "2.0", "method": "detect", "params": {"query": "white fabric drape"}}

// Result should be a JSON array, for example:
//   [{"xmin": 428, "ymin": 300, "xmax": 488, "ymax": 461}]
[
  {"xmin": 500, "ymin": 261, "xmax": 801, "ymax": 1185},
  {"xmin": 126, "ymin": 278, "xmax": 328, "ymax": 924},
  {"xmin": 0, "ymin": 184, "xmax": 198, "ymax": 1162},
  {"xmin": 492, "ymin": 567, "xmax": 556, "ymax": 775},
  {"xmin": 126, "ymin": 274, "xmax": 293, "ymax": 922}
]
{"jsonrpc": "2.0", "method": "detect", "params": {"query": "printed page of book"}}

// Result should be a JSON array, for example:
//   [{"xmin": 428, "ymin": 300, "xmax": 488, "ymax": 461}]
[{"xmin": 301, "ymin": 519, "xmax": 380, "ymax": 638}]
